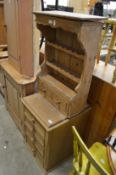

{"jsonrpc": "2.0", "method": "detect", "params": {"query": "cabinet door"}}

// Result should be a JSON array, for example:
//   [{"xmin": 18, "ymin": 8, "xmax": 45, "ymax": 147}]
[
  {"xmin": 4, "ymin": 0, "xmax": 20, "ymax": 63},
  {"xmin": 5, "ymin": 77, "xmax": 19, "ymax": 121},
  {"xmin": 0, "ymin": 3, "xmax": 7, "ymax": 45},
  {"xmin": 0, "ymin": 69, "xmax": 5, "ymax": 95}
]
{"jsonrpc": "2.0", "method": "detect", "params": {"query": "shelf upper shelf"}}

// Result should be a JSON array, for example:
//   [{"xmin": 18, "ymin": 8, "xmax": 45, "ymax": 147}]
[
  {"xmin": 47, "ymin": 41, "xmax": 84, "ymax": 60},
  {"xmin": 46, "ymin": 61, "xmax": 80, "ymax": 84}
]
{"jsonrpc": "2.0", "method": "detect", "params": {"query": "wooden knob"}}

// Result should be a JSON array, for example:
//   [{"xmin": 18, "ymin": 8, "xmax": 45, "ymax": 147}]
[
  {"xmin": 48, "ymin": 19, "xmax": 53, "ymax": 26},
  {"xmin": 53, "ymin": 20, "xmax": 56, "ymax": 27}
]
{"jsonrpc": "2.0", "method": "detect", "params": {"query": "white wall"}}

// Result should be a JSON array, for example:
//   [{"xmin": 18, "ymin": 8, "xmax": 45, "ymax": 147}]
[{"xmin": 44, "ymin": 0, "xmax": 69, "ymax": 6}]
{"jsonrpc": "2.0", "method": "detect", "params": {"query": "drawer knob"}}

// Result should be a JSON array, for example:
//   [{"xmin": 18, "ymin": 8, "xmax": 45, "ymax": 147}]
[
  {"xmin": 31, "ymin": 137, "xmax": 34, "ymax": 142},
  {"xmin": 48, "ymin": 20, "xmax": 53, "ymax": 25},
  {"xmin": 52, "ymin": 20, "xmax": 56, "ymax": 27},
  {"xmin": 42, "ymin": 89, "xmax": 46, "ymax": 93},
  {"xmin": 55, "ymin": 100, "xmax": 61, "ymax": 104}
]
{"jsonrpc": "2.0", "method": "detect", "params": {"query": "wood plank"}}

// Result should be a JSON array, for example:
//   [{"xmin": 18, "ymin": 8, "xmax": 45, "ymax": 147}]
[
  {"xmin": 47, "ymin": 41, "xmax": 84, "ymax": 60},
  {"xmin": 86, "ymin": 61, "xmax": 116, "ymax": 146},
  {"xmin": 46, "ymin": 61, "xmax": 80, "ymax": 84}
]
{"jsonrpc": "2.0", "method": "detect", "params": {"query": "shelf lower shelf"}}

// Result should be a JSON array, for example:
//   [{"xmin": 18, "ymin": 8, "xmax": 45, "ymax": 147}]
[{"xmin": 46, "ymin": 61, "xmax": 80, "ymax": 84}]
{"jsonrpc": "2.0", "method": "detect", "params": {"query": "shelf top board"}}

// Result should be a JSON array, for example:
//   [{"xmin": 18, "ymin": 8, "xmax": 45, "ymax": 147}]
[{"xmin": 34, "ymin": 11, "xmax": 107, "ymax": 22}]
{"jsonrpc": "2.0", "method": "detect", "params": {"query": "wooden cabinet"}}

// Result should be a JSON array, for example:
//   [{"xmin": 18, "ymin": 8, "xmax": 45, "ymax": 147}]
[
  {"xmin": 4, "ymin": 0, "xmax": 33, "ymax": 76},
  {"xmin": 0, "ymin": 60, "xmax": 35, "ymax": 131},
  {"xmin": 21, "ymin": 11, "xmax": 105, "ymax": 171},
  {"xmin": 22, "ymin": 94, "xmax": 91, "ymax": 171}
]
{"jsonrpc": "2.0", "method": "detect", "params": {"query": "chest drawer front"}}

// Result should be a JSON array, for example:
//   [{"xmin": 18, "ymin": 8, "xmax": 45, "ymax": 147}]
[
  {"xmin": 25, "ymin": 130, "xmax": 34, "ymax": 143},
  {"xmin": 23, "ymin": 106, "xmax": 45, "ymax": 159},
  {"xmin": 34, "ymin": 119, "xmax": 45, "ymax": 139},
  {"xmin": 24, "ymin": 108, "xmax": 45, "ymax": 139},
  {"xmin": 35, "ymin": 151, "xmax": 43, "ymax": 166},
  {"xmin": 34, "ymin": 121, "xmax": 45, "ymax": 157},
  {"xmin": 25, "ymin": 125, "xmax": 45, "ymax": 158},
  {"xmin": 35, "ymin": 140, "xmax": 44, "ymax": 157},
  {"xmin": 26, "ymin": 136, "xmax": 35, "ymax": 154},
  {"xmin": 24, "ymin": 109, "xmax": 34, "ymax": 135},
  {"xmin": 24, "ymin": 109, "xmax": 34, "ymax": 123},
  {"xmin": 25, "ymin": 121, "xmax": 34, "ymax": 135}
]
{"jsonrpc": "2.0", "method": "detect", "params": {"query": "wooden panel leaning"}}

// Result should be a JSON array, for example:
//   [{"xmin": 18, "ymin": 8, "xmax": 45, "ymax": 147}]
[
  {"xmin": 4, "ymin": 0, "xmax": 33, "ymax": 77},
  {"xmin": 34, "ymin": 11, "xmax": 106, "ymax": 118},
  {"xmin": 87, "ymin": 61, "xmax": 116, "ymax": 146},
  {"xmin": 0, "ymin": 0, "xmax": 7, "ymax": 45}
]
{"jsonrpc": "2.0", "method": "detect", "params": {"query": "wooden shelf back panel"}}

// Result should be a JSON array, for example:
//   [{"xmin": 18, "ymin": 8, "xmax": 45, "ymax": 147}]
[{"xmin": 46, "ymin": 48, "xmax": 83, "ymax": 79}]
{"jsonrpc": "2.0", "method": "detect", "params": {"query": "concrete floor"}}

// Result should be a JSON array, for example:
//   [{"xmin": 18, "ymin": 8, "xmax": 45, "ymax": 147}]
[{"xmin": 0, "ymin": 94, "xmax": 72, "ymax": 175}]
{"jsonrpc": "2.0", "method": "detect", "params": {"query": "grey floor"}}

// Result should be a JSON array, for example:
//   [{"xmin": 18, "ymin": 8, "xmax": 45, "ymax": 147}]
[{"xmin": 0, "ymin": 94, "xmax": 72, "ymax": 175}]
